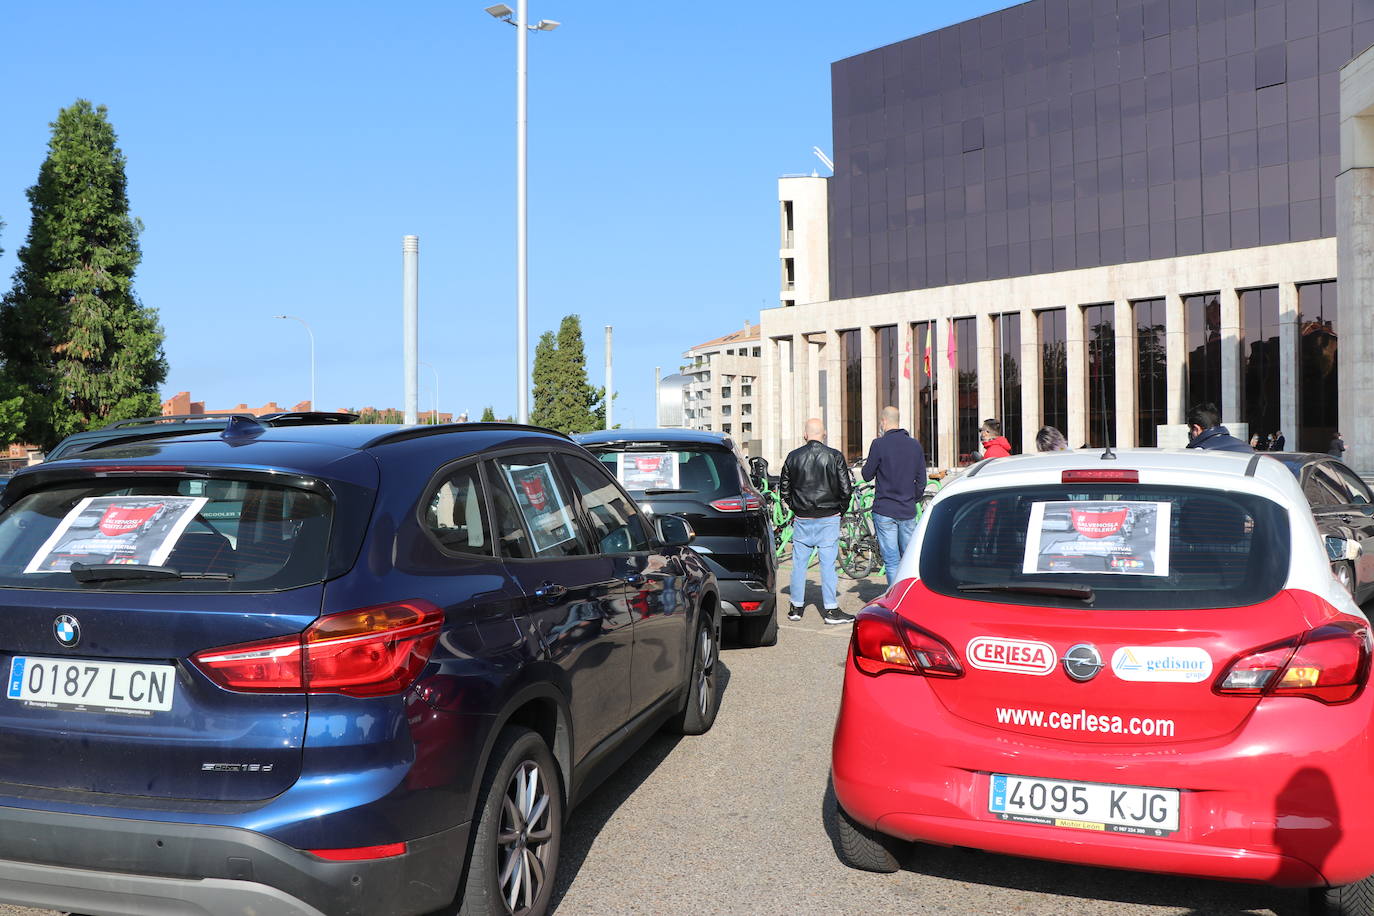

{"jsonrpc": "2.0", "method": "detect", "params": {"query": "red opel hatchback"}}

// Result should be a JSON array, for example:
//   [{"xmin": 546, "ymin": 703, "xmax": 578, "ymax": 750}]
[{"xmin": 830, "ymin": 450, "xmax": 1374, "ymax": 915}]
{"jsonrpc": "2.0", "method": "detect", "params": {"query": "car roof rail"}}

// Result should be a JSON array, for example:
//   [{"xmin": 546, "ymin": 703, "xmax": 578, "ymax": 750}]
[
  {"xmin": 364, "ymin": 422, "xmax": 572, "ymax": 448},
  {"xmin": 103, "ymin": 412, "xmax": 253, "ymax": 430},
  {"xmin": 259, "ymin": 411, "xmax": 360, "ymax": 426}
]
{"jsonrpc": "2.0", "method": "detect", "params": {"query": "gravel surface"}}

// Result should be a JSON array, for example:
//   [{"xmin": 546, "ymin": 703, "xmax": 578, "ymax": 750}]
[{"xmin": 0, "ymin": 564, "xmax": 1308, "ymax": 916}]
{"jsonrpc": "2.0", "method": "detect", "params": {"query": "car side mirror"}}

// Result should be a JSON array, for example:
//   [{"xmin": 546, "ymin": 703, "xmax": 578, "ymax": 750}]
[
  {"xmin": 656, "ymin": 514, "xmax": 695, "ymax": 548},
  {"xmin": 1326, "ymin": 536, "xmax": 1362, "ymax": 562},
  {"xmin": 1362, "ymin": 504, "xmax": 1374, "ymax": 518}
]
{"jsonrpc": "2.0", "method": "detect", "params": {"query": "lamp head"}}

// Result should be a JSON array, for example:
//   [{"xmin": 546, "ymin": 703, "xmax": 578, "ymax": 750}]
[
  {"xmin": 534, "ymin": 18, "xmax": 560, "ymax": 30},
  {"xmin": 485, "ymin": 3, "xmax": 513, "ymax": 19}
]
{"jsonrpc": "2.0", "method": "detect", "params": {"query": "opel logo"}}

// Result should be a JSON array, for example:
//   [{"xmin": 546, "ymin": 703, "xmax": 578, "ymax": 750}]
[
  {"xmin": 54, "ymin": 615, "xmax": 80, "ymax": 648},
  {"xmin": 1062, "ymin": 643, "xmax": 1102, "ymax": 682}
]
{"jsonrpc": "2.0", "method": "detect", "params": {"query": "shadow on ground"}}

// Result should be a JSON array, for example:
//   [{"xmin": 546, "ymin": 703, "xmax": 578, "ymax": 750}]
[{"xmin": 820, "ymin": 778, "xmax": 1307, "ymax": 916}]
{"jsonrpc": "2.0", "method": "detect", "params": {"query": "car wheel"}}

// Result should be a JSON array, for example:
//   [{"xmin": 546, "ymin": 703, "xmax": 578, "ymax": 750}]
[
  {"xmin": 457, "ymin": 727, "xmax": 562, "ymax": 916},
  {"xmin": 1310, "ymin": 876, "xmax": 1374, "ymax": 915},
  {"xmin": 1334, "ymin": 562, "xmax": 1356, "ymax": 598},
  {"xmin": 827, "ymin": 795, "xmax": 904, "ymax": 873},
  {"xmin": 737, "ymin": 609, "xmax": 778, "ymax": 648},
  {"xmin": 667, "ymin": 612, "xmax": 720, "ymax": 735}
]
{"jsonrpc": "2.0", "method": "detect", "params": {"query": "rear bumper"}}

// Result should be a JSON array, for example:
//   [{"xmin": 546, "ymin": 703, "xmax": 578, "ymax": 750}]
[
  {"xmin": 717, "ymin": 577, "xmax": 775, "ymax": 617},
  {"xmin": 832, "ymin": 652, "xmax": 1374, "ymax": 888},
  {"xmin": 0, "ymin": 805, "xmax": 467, "ymax": 916}
]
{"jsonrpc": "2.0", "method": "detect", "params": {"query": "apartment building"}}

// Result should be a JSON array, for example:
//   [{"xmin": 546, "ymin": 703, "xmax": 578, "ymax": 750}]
[{"xmin": 681, "ymin": 322, "xmax": 763, "ymax": 453}]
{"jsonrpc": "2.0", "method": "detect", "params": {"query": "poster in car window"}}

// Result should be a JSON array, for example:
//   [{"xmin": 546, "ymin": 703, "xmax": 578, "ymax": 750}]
[
  {"xmin": 24, "ymin": 495, "xmax": 209, "ymax": 574},
  {"xmin": 502, "ymin": 463, "xmax": 578, "ymax": 554},
  {"xmin": 616, "ymin": 452, "xmax": 679, "ymax": 491},
  {"xmin": 1021, "ymin": 501, "xmax": 1171, "ymax": 577}
]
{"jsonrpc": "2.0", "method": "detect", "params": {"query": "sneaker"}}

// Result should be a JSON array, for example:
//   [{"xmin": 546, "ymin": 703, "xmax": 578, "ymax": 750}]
[
  {"xmin": 787, "ymin": 606, "xmax": 804, "ymax": 621},
  {"xmin": 822, "ymin": 609, "xmax": 855, "ymax": 625}
]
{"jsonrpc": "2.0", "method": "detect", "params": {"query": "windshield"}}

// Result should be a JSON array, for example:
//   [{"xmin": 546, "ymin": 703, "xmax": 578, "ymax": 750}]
[
  {"xmin": 0, "ymin": 475, "xmax": 332, "ymax": 592},
  {"xmin": 920, "ymin": 484, "xmax": 1290, "ymax": 610},
  {"xmin": 591, "ymin": 447, "xmax": 742, "ymax": 502}
]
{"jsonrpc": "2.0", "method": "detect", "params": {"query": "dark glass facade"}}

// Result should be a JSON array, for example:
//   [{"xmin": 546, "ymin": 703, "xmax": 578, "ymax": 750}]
[
  {"xmin": 955, "ymin": 317, "xmax": 979, "ymax": 463},
  {"xmin": 1241, "ymin": 286, "xmax": 1280, "ymax": 441},
  {"xmin": 1083, "ymin": 303, "xmax": 1116, "ymax": 447},
  {"xmin": 1184, "ymin": 292, "xmax": 1223, "ymax": 409},
  {"xmin": 1135, "ymin": 297, "xmax": 1167, "ymax": 446},
  {"xmin": 912, "ymin": 320, "xmax": 940, "ymax": 458},
  {"xmin": 992, "ymin": 313, "xmax": 1023, "ymax": 454},
  {"xmin": 1298, "ymin": 280, "xmax": 1338, "ymax": 452},
  {"xmin": 841, "ymin": 329, "xmax": 863, "ymax": 460},
  {"xmin": 876, "ymin": 324, "xmax": 899, "ymax": 413},
  {"xmin": 1039, "ymin": 307, "xmax": 1068, "ymax": 437},
  {"xmin": 829, "ymin": 0, "xmax": 1360, "ymax": 298}
]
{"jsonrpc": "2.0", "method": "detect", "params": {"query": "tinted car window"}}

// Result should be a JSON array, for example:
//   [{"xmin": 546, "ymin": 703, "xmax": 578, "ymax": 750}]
[
  {"xmin": 1327, "ymin": 464, "xmax": 1372, "ymax": 506},
  {"xmin": 0, "ymin": 476, "xmax": 331, "ymax": 592},
  {"xmin": 561, "ymin": 455, "xmax": 646, "ymax": 554},
  {"xmin": 593, "ymin": 447, "xmax": 743, "ymax": 501},
  {"xmin": 1303, "ymin": 470, "xmax": 1344, "ymax": 508},
  {"xmin": 424, "ymin": 463, "xmax": 493, "ymax": 556},
  {"xmin": 492, "ymin": 454, "xmax": 586, "ymax": 558},
  {"xmin": 920, "ymin": 484, "xmax": 1290, "ymax": 610}
]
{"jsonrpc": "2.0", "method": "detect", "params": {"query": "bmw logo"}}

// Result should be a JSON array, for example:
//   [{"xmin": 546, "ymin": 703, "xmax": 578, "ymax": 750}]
[
  {"xmin": 1062, "ymin": 643, "xmax": 1102, "ymax": 682},
  {"xmin": 54, "ymin": 615, "xmax": 81, "ymax": 648}
]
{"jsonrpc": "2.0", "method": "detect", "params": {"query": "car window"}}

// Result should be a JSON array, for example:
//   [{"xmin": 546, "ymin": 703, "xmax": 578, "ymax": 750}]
[
  {"xmin": 1327, "ymin": 463, "xmax": 1373, "ymax": 506},
  {"xmin": 560, "ymin": 454, "xmax": 647, "ymax": 555},
  {"xmin": 1303, "ymin": 469, "xmax": 1344, "ymax": 509},
  {"xmin": 424, "ymin": 463, "xmax": 493, "ymax": 556},
  {"xmin": 491, "ymin": 454, "xmax": 587, "ymax": 558},
  {"xmin": 591, "ymin": 446, "xmax": 743, "ymax": 501},
  {"xmin": 919, "ymin": 484, "xmax": 1290, "ymax": 610}
]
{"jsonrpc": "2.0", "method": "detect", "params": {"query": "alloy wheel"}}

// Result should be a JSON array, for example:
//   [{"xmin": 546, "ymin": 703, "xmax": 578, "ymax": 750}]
[
  {"xmin": 697, "ymin": 625, "xmax": 716, "ymax": 718},
  {"xmin": 496, "ymin": 760, "xmax": 555, "ymax": 915}
]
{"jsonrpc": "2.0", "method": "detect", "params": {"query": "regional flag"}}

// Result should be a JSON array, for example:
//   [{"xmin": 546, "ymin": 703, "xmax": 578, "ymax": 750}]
[{"xmin": 922, "ymin": 324, "xmax": 932, "ymax": 378}]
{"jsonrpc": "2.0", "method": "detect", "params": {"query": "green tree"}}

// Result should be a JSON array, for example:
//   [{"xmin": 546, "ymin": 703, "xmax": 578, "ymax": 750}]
[
  {"xmin": 530, "ymin": 329, "xmax": 558, "ymax": 428},
  {"xmin": 550, "ymin": 315, "xmax": 602, "ymax": 434},
  {"xmin": 480, "ymin": 406, "xmax": 496, "ymax": 422},
  {"xmin": 0, "ymin": 100, "xmax": 167, "ymax": 449}
]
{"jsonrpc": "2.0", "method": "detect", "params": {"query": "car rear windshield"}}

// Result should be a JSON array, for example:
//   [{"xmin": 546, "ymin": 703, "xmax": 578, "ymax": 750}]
[
  {"xmin": 590, "ymin": 446, "xmax": 742, "ymax": 502},
  {"xmin": 0, "ymin": 475, "xmax": 332, "ymax": 592},
  {"xmin": 919, "ymin": 484, "xmax": 1291, "ymax": 610}
]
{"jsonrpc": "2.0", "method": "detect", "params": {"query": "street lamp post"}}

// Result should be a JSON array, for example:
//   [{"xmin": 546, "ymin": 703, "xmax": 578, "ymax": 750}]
[
  {"xmin": 272, "ymin": 315, "xmax": 316, "ymax": 409},
  {"xmin": 486, "ymin": 2, "xmax": 559, "ymax": 424},
  {"xmin": 419, "ymin": 360, "xmax": 440, "ymax": 424}
]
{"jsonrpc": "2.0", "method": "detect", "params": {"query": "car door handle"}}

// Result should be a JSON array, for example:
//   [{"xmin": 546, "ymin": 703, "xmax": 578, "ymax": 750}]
[
  {"xmin": 534, "ymin": 583, "xmax": 568, "ymax": 601},
  {"xmin": 621, "ymin": 573, "xmax": 646, "ymax": 587}
]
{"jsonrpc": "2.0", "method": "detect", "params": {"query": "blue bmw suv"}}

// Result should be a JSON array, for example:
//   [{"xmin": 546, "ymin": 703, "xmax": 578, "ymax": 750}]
[{"xmin": 0, "ymin": 420, "xmax": 719, "ymax": 916}]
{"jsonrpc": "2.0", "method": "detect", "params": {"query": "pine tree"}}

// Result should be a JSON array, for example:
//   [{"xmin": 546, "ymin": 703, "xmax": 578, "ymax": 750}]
[
  {"xmin": 548, "ymin": 315, "xmax": 602, "ymax": 434},
  {"xmin": 480, "ymin": 406, "xmax": 496, "ymax": 422},
  {"xmin": 0, "ymin": 100, "xmax": 167, "ymax": 448},
  {"xmin": 530, "ymin": 330, "xmax": 558, "ymax": 428}
]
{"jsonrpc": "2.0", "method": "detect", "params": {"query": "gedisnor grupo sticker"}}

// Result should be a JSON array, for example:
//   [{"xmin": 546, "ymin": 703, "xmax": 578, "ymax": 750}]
[
  {"xmin": 1111, "ymin": 646, "xmax": 1213, "ymax": 683},
  {"xmin": 966, "ymin": 637, "xmax": 1057, "ymax": 676}
]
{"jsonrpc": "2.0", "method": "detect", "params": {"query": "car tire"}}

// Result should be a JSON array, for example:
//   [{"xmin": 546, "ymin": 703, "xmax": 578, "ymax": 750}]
[
  {"xmin": 1311, "ymin": 877, "xmax": 1374, "ymax": 915},
  {"xmin": 828, "ymin": 796, "xmax": 904, "ymax": 873},
  {"xmin": 737, "ymin": 609, "xmax": 778, "ymax": 648},
  {"xmin": 457, "ymin": 727, "xmax": 563, "ymax": 916},
  {"xmin": 667, "ymin": 611, "xmax": 720, "ymax": 735},
  {"xmin": 1334, "ymin": 562, "xmax": 1356, "ymax": 598}
]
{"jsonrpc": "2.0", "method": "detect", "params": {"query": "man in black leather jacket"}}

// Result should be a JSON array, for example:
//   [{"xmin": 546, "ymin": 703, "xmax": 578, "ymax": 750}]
[{"xmin": 780, "ymin": 418, "xmax": 854, "ymax": 625}]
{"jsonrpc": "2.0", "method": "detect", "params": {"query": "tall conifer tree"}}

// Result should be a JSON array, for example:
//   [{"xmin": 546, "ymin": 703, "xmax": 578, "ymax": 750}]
[
  {"xmin": 530, "ymin": 330, "xmax": 558, "ymax": 428},
  {"xmin": 0, "ymin": 100, "xmax": 167, "ymax": 448},
  {"xmin": 549, "ymin": 315, "xmax": 602, "ymax": 434}
]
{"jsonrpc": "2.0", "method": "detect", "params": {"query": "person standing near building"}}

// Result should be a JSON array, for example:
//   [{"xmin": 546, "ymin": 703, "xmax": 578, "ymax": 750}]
[
  {"xmin": 1329, "ymin": 431, "xmax": 1347, "ymax": 460},
  {"xmin": 1036, "ymin": 426, "xmax": 1070, "ymax": 451},
  {"xmin": 862, "ymin": 406, "xmax": 927, "ymax": 587},
  {"xmin": 1272, "ymin": 430, "xmax": 1286, "ymax": 451},
  {"xmin": 1185, "ymin": 403, "xmax": 1254, "ymax": 453},
  {"xmin": 979, "ymin": 419, "xmax": 1013, "ymax": 458},
  {"xmin": 780, "ymin": 418, "xmax": 854, "ymax": 625}
]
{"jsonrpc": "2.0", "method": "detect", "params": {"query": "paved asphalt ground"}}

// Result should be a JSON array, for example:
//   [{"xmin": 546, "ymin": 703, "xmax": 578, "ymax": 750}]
[{"xmin": 2, "ymin": 561, "xmax": 1314, "ymax": 916}]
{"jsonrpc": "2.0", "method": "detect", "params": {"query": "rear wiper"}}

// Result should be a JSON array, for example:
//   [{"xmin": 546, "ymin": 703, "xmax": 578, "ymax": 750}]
[
  {"xmin": 69, "ymin": 563, "xmax": 233, "ymax": 583},
  {"xmin": 958, "ymin": 582, "xmax": 1095, "ymax": 602},
  {"xmin": 641, "ymin": 488, "xmax": 694, "ymax": 495}
]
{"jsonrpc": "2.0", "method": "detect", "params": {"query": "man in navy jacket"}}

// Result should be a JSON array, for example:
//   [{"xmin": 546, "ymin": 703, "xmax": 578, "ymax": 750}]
[
  {"xmin": 1184, "ymin": 403, "xmax": 1254, "ymax": 453},
  {"xmin": 862, "ymin": 406, "xmax": 928, "ymax": 586}
]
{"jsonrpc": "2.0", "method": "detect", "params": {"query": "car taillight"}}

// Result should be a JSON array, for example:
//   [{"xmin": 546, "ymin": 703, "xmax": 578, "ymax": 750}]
[
  {"xmin": 192, "ymin": 600, "xmax": 444, "ymax": 698},
  {"xmin": 1216, "ymin": 620, "xmax": 1371, "ymax": 704},
  {"xmin": 851, "ymin": 607, "xmax": 962, "ymax": 678},
  {"xmin": 738, "ymin": 601, "xmax": 763, "ymax": 611},
  {"xmin": 1062, "ymin": 469, "xmax": 1139, "ymax": 483},
  {"xmin": 710, "ymin": 494, "xmax": 763, "ymax": 512},
  {"xmin": 308, "ymin": 843, "xmax": 406, "ymax": 861}
]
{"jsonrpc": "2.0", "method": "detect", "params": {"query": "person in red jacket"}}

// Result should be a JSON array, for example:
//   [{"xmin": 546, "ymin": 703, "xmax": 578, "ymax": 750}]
[{"xmin": 979, "ymin": 418, "xmax": 1013, "ymax": 458}]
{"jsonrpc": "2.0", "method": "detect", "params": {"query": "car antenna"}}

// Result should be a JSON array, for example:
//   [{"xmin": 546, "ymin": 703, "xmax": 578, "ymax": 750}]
[{"xmin": 221, "ymin": 414, "xmax": 267, "ymax": 443}]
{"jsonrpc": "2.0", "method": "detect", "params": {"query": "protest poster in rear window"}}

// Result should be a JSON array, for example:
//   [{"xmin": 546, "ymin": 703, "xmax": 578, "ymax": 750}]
[{"xmin": 1022, "ymin": 501, "xmax": 1171, "ymax": 577}]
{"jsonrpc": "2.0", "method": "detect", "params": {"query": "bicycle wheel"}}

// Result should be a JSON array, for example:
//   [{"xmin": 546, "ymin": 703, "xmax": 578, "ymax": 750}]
[{"xmin": 838, "ymin": 517, "xmax": 878, "ymax": 579}]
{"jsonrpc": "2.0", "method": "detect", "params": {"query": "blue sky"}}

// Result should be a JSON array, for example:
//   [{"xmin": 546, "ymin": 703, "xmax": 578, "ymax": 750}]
[{"xmin": 0, "ymin": 0, "xmax": 1009, "ymax": 428}]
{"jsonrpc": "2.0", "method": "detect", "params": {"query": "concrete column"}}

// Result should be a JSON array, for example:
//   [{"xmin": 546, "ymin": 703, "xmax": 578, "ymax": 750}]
[
  {"xmin": 1219, "ymin": 288, "xmax": 1242, "ymax": 432},
  {"xmin": 1165, "ymin": 291, "xmax": 1187, "ymax": 426},
  {"xmin": 825, "ymin": 330, "xmax": 843, "ymax": 445},
  {"xmin": 761, "ymin": 338, "xmax": 779, "ymax": 464},
  {"xmin": 1021, "ymin": 312, "xmax": 1041, "ymax": 451},
  {"xmin": 1066, "ymin": 305, "xmax": 1088, "ymax": 448},
  {"xmin": 1279, "ymin": 282, "xmax": 1300, "ymax": 446},
  {"xmin": 778, "ymin": 338, "xmax": 796, "ymax": 460},
  {"xmin": 1114, "ymin": 299, "xmax": 1137, "ymax": 448},
  {"xmin": 936, "ymin": 317, "xmax": 958, "ymax": 467},
  {"xmin": 860, "ymin": 326, "xmax": 878, "ymax": 449},
  {"xmin": 1338, "ymin": 168, "xmax": 1374, "ymax": 474},
  {"xmin": 977, "ymin": 312, "xmax": 997, "ymax": 427},
  {"xmin": 897, "ymin": 323, "xmax": 915, "ymax": 433}
]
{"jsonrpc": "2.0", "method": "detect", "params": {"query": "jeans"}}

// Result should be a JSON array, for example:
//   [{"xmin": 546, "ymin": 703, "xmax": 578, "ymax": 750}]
[
  {"xmin": 873, "ymin": 513, "xmax": 917, "ymax": 587},
  {"xmin": 790, "ymin": 515, "xmax": 841, "ymax": 610}
]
